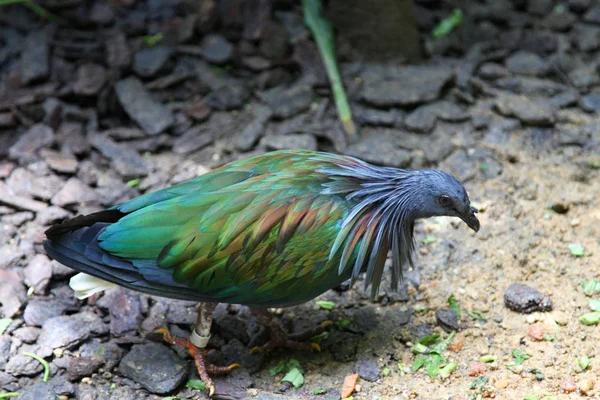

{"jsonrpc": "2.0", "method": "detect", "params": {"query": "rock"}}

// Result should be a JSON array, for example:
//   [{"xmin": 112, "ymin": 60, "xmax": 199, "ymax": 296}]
[
  {"xmin": 259, "ymin": 21, "xmax": 289, "ymax": 61},
  {"xmin": 435, "ymin": 308, "xmax": 460, "ymax": 332},
  {"xmin": 67, "ymin": 356, "xmax": 105, "ymax": 381},
  {"xmin": 579, "ymin": 93, "xmax": 600, "ymax": 113},
  {"xmin": 51, "ymin": 177, "xmax": 99, "ymax": 207},
  {"xmin": 39, "ymin": 149, "xmax": 78, "ymax": 174},
  {"xmin": 234, "ymin": 105, "xmax": 272, "ymax": 151},
  {"xmin": 361, "ymin": 66, "xmax": 454, "ymax": 107},
  {"xmin": 494, "ymin": 94, "xmax": 554, "ymax": 126},
  {"xmin": 528, "ymin": 0, "xmax": 553, "ymax": 15},
  {"xmin": 569, "ymin": 0, "xmax": 591, "ymax": 13},
  {"xmin": 90, "ymin": 134, "xmax": 149, "ymax": 178},
  {"xmin": 57, "ymin": 122, "xmax": 89, "ymax": 155},
  {"xmin": 78, "ymin": 339, "xmax": 123, "ymax": 370},
  {"xmin": 182, "ymin": 99, "xmax": 212, "ymax": 122},
  {"xmin": 8, "ymin": 124, "xmax": 54, "ymax": 162},
  {"xmin": 222, "ymin": 339, "xmax": 264, "ymax": 374},
  {"xmin": 173, "ymin": 126, "xmax": 214, "ymax": 154},
  {"xmin": 36, "ymin": 206, "xmax": 72, "ymax": 226},
  {"xmin": 194, "ymin": 60, "xmax": 251, "ymax": 110},
  {"xmin": 105, "ymin": 30, "xmax": 131, "ymax": 69},
  {"xmin": 0, "ymin": 244, "xmax": 24, "ymax": 269},
  {"xmin": 89, "ymin": 0, "xmax": 115, "ymax": 24},
  {"xmin": 583, "ymin": 5, "xmax": 600, "ymax": 23},
  {"xmin": 344, "ymin": 134, "xmax": 411, "ymax": 168},
  {"xmin": 115, "ymin": 77, "xmax": 174, "ymax": 135},
  {"xmin": 550, "ymin": 91, "xmax": 579, "ymax": 108},
  {"xmin": 23, "ymin": 254, "xmax": 53, "ymax": 295},
  {"xmin": 259, "ymin": 82, "xmax": 312, "ymax": 119},
  {"xmin": 133, "ymin": 46, "xmax": 174, "ymax": 78},
  {"xmin": 505, "ymin": 51, "xmax": 549, "ymax": 76},
  {"xmin": 119, "ymin": 343, "xmax": 187, "ymax": 394},
  {"xmin": 323, "ymin": 332, "xmax": 360, "ymax": 362},
  {"xmin": 6, "ymin": 168, "xmax": 63, "ymax": 201},
  {"xmin": 0, "ymin": 281, "xmax": 25, "ymax": 318},
  {"xmin": 0, "ymin": 182, "xmax": 47, "ymax": 212},
  {"xmin": 20, "ymin": 30, "xmax": 50, "ymax": 85},
  {"xmin": 201, "ymin": 34, "xmax": 233, "ymax": 64},
  {"xmin": 504, "ymin": 283, "xmax": 553, "ymax": 313},
  {"xmin": 14, "ymin": 383, "xmax": 56, "ymax": 399},
  {"xmin": 2, "ymin": 211, "xmax": 33, "ymax": 227},
  {"xmin": 261, "ymin": 133, "xmax": 317, "ymax": 151},
  {"xmin": 109, "ymin": 289, "xmax": 142, "ymax": 336},
  {"xmin": 354, "ymin": 360, "xmax": 379, "ymax": 382},
  {"xmin": 354, "ymin": 106, "xmax": 403, "ymax": 127},
  {"xmin": 37, "ymin": 312, "xmax": 106, "ymax": 357},
  {"xmin": 0, "ymin": 336, "xmax": 11, "ymax": 370},
  {"xmin": 23, "ymin": 298, "xmax": 75, "ymax": 326},
  {"xmin": 478, "ymin": 62, "xmax": 510, "ymax": 80},
  {"xmin": 12, "ymin": 326, "xmax": 41, "ymax": 344},
  {"xmin": 574, "ymin": 23, "xmax": 600, "ymax": 52},
  {"xmin": 5, "ymin": 355, "xmax": 44, "ymax": 377},
  {"xmin": 73, "ymin": 63, "xmax": 107, "ymax": 95},
  {"xmin": 568, "ymin": 66, "xmax": 599, "ymax": 89},
  {"xmin": 405, "ymin": 101, "xmax": 469, "ymax": 134}
]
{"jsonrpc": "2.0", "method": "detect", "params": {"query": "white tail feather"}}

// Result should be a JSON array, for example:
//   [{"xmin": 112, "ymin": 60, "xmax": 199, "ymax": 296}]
[{"xmin": 69, "ymin": 273, "xmax": 117, "ymax": 299}]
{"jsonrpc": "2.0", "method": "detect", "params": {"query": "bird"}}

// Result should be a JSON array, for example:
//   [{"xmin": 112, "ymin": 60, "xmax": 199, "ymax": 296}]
[{"xmin": 44, "ymin": 149, "xmax": 479, "ymax": 396}]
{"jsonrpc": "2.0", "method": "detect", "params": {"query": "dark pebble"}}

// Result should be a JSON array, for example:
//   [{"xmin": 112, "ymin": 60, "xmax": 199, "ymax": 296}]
[
  {"xmin": 173, "ymin": 126, "xmax": 214, "ymax": 154},
  {"xmin": 353, "ymin": 360, "xmax": 379, "ymax": 382},
  {"xmin": 322, "ymin": 331, "xmax": 359, "ymax": 362},
  {"xmin": 73, "ymin": 63, "xmax": 107, "ymax": 96},
  {"xmin": 109, "ymin": 289, "xmax": 143, "ymax": 336},
  {"xmin": 8, "ymin": 124, "xmax": 54, "ymax": 162},
  {"xmin": 344, "ymin": 134, "xmax": 411, "ymax": 168},
  {"xmin": 261, "ymin": 133, "xmax": 317, "ymax": 151},
  {"xmin": 435, "ymin": 308, "xmax": 460, "ymax": 332},
  {"xmin": 67, "ymin": 356, "xmax": 105, "ymax": 381},
  {"xmin": 259, "ymin": 82, "xmax": 313, "ymax": 119},
  {"xmin": 14, "ymin": 382, "xmax": 56, "ymax": 400},
  {"xmin": 23, "ymin": 298, "xmax": 76, "ymax": 327},
  {"xmin": 201, "ymin": 34, "xmax": 234, "ymax": 64},
  {"xmin": 579, "ymin": 93, "xmax": 600, "ymax": 113},
  {"xmin": 119, "ymin": 343, "xmax": 187, "ymax": 394},
  {"xmin": 133, "ymin": 46, "xmax": 174, "ymax": 78},
  {"xmin": 222, "ymin": 339, "xmax": 264, "ymax": 374},
  {"xmin": 20, "ymin": 30, "xmax": 50, "ymax": 85},
  {"xmin": 504, "ymin": 282, "xmax": 553, "ymax": 313},
  {"xmin": 90, "ymin": 134, "xmax": 149, "ymax": 178}
]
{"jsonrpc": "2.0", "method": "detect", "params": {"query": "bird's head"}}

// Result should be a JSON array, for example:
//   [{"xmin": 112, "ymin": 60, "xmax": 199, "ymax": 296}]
[{"xmin": 408, "ymin": 170, "xmax": 480, "ymax": 232}]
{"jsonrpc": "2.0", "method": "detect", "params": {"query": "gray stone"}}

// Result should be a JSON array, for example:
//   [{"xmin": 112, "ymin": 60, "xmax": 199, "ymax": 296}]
[
  {"xmin": 439, "ymin": 150, "xmax": 477, "ymax": 183},
  {"xmin": 478, "ymin": 62, "xmax": 510, "ymax": 80},
  {"xmin": 323, "ymin": 331, "xmax": 359, "ymax": 362},
  {"xmin": 504, "ymin": 283, "xmax": 553, "ymax": 313},
  {"xmin": 15, "ymin": 383, "xmax": 56, "ymax": 400},
  {"xmin": 583, "ymin": 5, "xmax": 600, "ymax": 23},
  {"xmin": 505, "ymin": 51, "xmax": 549, "ymax": 76},
  {"xmin": 354, "ymin": 106, "xmax": 403, "ymax": 127},
  {"xmin": 90, "ymin": 134, "xmax": 149, "ymax": 178},
  {"xmin": 574, "ymin": 23, "xmax": 600, "ymax": 52},
  {"xmin": 56, "ymin": 122, "xmax": 89, "ymax": 155},
  {"xmin": 5, "ymin": 354, "xmax": 44, "ymax": 377},
  {"xmin": 0, "ymin": 336, "xmax": 11, "ymax": 369},
  {"xmin": 115, "ymin": 77, "xmax": 174, "ymax": 135},
  {"xmin": 20, "ymin": 30, "xmax": 49, "ymax": 85},
  {"xmin": 39, "ymin": 149, "xmax": 78, "ymax": 174},
  {"xmin": 109, "ymin": 289, "xmax": 143, "ymax": 336},
  {"xmin": 362, "ymin": 66, "xmax": 454, "ymax": 107},
  {"xmin": 344, "ymin": 134, "xmax": 411, "ymax": 168},
  {"xmin": 259, "ymin": 82, "xmax": 312, "ymax": 119},
  {"xmin": 550, "ymin": 91, "xmax": 579, "ymax": 109},
  {"xmin": 106, "ymin": 30, "xmax": 131, "ymax": 69},
  {"xmin": 235, "ymin": 105, "xmax": 272, "ymax": 151},
  {"xmin": 133, "ymin": 46, "xmax": 174, "ymax": 78},
  {"xmin": 37, "ymin": 312, "xmax": 106, "ymax": 357},
  {"xmin": 0, "ymin": 281, "xmax": 26, "ymax": 318},
  {"xmin": 435, "ymin": 308, "xmax": 460, "ymax": 332},
  {"xmin": 8, "ymin": 124, "xmax": 54, "ymax": 162},
  {"xmin": 354, "ymin": 360, "xmax": 379, "ymax": 382},
  {"xmin": 23, "ymin": 254, "xmax": 53, "ymax": 295},
  {"xmin": 23, "ymin": 298, "xmax": 74, "ymax": 327},
  {"xmin": 580, "ymin": 93, "xmax": 600, "ymax": 113},
  {"xmin": 193, "ymin": 60, "xmax": 251, "ymax": 110},
  {"xmin": 51, "ymin": 178, "xmax": 99, "ymax": 207},
  {"xmin": 405, "ymin": 101, "xmax": 469, "ymax": 134},
  {"xmin": 494, "ymin": 94, "xmax": 555, "ymax": 126},
  {"xmin": 67, "ymin": 356, "xmax": 105, "ymax": 381},
  {"xmin": 1, "ymin": 211, "xmax": 33, "ymax": 227},
  {"xmin": 6, "ymin": 168, "xmax": 63, "ymax": 201},
  {"xmin": 261, "ymin": 133, "xmax": 317, "ymax": 151},
  {"xmin": 568, "ymin": 66, "xmax": 599, "ymax": 89},
  {"xmin": 73, "ymin": 63, "xmax": 107, "ymax": 95},
  {"xmin": 201, "ymin": 34, "xmax": 233, "ymax": 64},
  {"xmin": 119, "ymin": 343, "xmax": 187, "ymax": 394},
  {"xmin": 12, "ymin": 327, "xmax": 41, "ymax": 344},
  {"xmin": 173, "ymin": 126, "xmax": 214, "ymax": 154},
  {"xmin": 36, "ymin": 206, "xmax": 72, "ymax": 226}
]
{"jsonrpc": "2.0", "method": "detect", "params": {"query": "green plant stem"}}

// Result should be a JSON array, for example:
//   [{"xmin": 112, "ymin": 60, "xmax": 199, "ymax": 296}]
[
  {"xmin": 0, "ymin": 0, "xmax": 63, "ymax": 22},
  {"xmin": 302, "ymin": 0, "xmax": 356, "ymax": 138},
  {"xmin": 23, "ymin": 352, "xmax": 50, "ymax": 382}
]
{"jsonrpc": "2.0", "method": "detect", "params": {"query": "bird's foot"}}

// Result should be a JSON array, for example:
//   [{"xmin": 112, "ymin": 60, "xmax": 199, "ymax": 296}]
[
  {"xmin": 157, "ymin": 328, "xmax": 240, "ymax": 397},
  {"xmin": 249, "ymin": 308, "xmax": 332, "ymax": 353}
]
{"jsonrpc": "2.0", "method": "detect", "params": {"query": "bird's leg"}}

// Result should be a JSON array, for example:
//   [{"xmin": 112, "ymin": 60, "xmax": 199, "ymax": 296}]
[
  {"xmin": 158, "ymin": 302, "xmax": 240, "ymax": 397},
  {"xmin": 249, "ymin": 307, "xmax": 332, "ymax": 353}
]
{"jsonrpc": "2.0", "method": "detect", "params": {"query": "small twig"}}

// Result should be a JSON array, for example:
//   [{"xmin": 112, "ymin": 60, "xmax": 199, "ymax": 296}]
[
  {"xmin": 0, "ymin": 393, "xmax": 20, "ymax": 399},
  {"xmin": 303, "ymin": 0, "xmax": 357, "ymax": 138},
  {"xmin": 23, "ymin": 352, "xmax": 50, "ymax": 382}
]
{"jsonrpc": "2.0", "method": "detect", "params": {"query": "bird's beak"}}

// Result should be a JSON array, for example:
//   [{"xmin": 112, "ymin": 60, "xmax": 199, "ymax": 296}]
[{"xmin": 460, "ymin": 205, "xmax": 480, "ymax": 232}]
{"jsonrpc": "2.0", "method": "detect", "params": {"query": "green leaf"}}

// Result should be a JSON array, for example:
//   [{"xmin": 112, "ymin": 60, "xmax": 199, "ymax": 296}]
[
  {"xmin": 311, "ymin": 331, "xmax": 328, "ymax": 343},
  {"xmin": 578, "ymin": 355, "xmax": 591, "ymax": 370},
  {"xmin": 425, "ymin": 353, "xmax": 444, "ymax": 377},
  {"xmin": 580, "ymin": 312, "xmax": 600, "ymax": 326},
  {"xmin": 439, "ymin": 362, "xmax": 456, "ymax": 378},
  {"xmin": 511, "ymin": 349, "xmax": 531, "ymax": 365},
  {"xmin": 411, "ymin": 343, "xmax": 428, "ymax": 354},
  {"xmin": 302, "ymin": 0, "xmax": 355, "ymax": 137},
  {"xmin": 186, "ymin": 379, "xmax": 206, "ymax": 391},
  {"xmin": 524, "ymin": 397, "xmax": 539, "ymax": 400},
  {"xmin": 417, "ymin": 334, "xmax": 440, "ymax": 346},
  {"xmin": 422, "ymin": 235, "xmax": 437, "ymax": 244},
  {"xmin": 432, "ymin": 8, "xmax": 463, "ymax": 38},
  {"xmin": 316, "ymin": 300, "xmax": 335, "ymax": 310},
  {"xmin": 142, "ymin": 32, "xmax": 164, "ymax": 47},
  {"xmin": 448, "ymin": 294, "xmax": 461, "ymax": 318},
  {"xmin": 127, "ymin": 178, "xmax": 141, "ymax": 188},
  {"xmin": 335, "ymin": 319, "xmax": 352, "ymax": 330},
  {"xmin": 411, "ymin": 355, "xmax": 428, "ymax": 372},
  {"xmin": 479, "ymin": 355, "xmax": 497, "ymax": 363},
  {"xmin": 282, "ymin": 367, "xmax": 304, "ymax": 388},
  {"xmin": 582, "ymin": 279, "xmax": 600, "ymax": 296},
  {"xmin": 468, "ymin": 310, "xmax": 488, "ymax": 322},
  {"xmin": 0, "ymin": 319, "xmax": 12, "ymax": 335},
  {"xmin": 588, "ymin": 299, "xmax": 600, "ymax": 311},
  {"xmin": 313, "ymin": 388, "xmax": 326, "ymax": 395},
  {"xmin": 568, "ymin": 243, "xmax": 585, "ymax": 257},
  {"xmin": 590, "ymin": 159, "xmax": 600, "ymax": 169}
]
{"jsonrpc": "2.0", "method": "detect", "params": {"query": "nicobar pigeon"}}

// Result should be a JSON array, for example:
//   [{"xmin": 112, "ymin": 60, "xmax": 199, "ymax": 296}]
[{"xmin": 44, "ymin": 149, "xmax": 480, "ymax": 395}]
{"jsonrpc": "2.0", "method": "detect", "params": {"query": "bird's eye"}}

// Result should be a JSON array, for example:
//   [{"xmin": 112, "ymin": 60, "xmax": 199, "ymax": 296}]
[{"xmin": 438, "ymin": 195, "xmax": 452, "ymax": 206}]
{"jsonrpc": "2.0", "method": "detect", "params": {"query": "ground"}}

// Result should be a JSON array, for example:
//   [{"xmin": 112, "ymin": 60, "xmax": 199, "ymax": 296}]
[{"xmin": 1, "ymin": 0, "xmax": 600, "ymax": 399}]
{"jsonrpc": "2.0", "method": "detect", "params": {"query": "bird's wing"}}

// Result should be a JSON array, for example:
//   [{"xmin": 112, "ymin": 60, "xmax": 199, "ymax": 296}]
[{"xmin": 96, "ymin": 150, "xmax": 389, "ymax": 305}]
